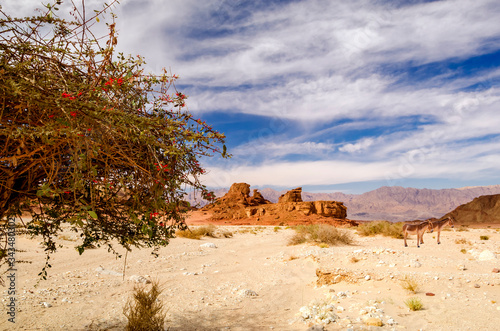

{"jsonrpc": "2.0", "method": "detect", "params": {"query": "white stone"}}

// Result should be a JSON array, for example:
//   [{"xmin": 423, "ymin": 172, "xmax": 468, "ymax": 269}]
[
  {"xmin": 200, "ymin": 242, "xmax": 217, "ymax": 249},
  {"xmin": 478, "ymin": 250, "xmax": 497, "ymax": 261},
  {"xmin": 365, "ymin": 275, "xmax": 371, "ymax": 281},
  {"xmin": 239, "ymin": 289, "xmax": 258, "ymax": 297},
  {"xmin": 129, "ymin": 275, "xmax": 151, "ymax": 284},
  {"xmin": 41, "ymin": 302, "xmax": 52, "ymax": 308}
]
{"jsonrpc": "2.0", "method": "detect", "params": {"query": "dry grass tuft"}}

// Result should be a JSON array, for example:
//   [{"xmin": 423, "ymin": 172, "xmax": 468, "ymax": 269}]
[
  {"xmin": 350, "ymin": 256, "xmax": 360, "ymax": 263},
  {"xmin": 176, "ymin": 225, "xmax": 218, "ymax": 240},
  {"xmin": 404, "ymin": 297, "xmax": 423, "ymax": 311},
  {"xmin": 123, "ymin": 280, "xmax": 167, "ymax": 331},
  {"xmin": 288, "ymin": 224, "xmax": 353, "ymax": 246},
  {"xmin": 400, "ymin": 275, "xmax": 420, "ymax": 294},
  {"xmin": 480, "ymin": 235, "xmax": 490, "ymax": 240},
  {"xmin": 357, "ymin": 221, "xmax": 403, "ymax": 238},
  {"xmin": 455, "ymin": 238, "xmax": 471, "ymax": 245}
]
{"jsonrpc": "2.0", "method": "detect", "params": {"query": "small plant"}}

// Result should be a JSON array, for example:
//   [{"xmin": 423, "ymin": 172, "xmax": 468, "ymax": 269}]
[
  {"xmin": 123, "ymin": 280, "xmax": 167, "ymax": 331},
  {"xmin": 455, "ymin": 238, "xmax": 471, "ymax": 245},
  {"xmin": 218, "ymin": 229, "xmax": 233, "ymax": 238},
  {"xmin": 318, "ymin": 243, "xmax": 329, "ymax": 248},
  {"xmin": 460, "ymin": 248, "xmax": 467, "ymax": 254},
  {"xmin": 175, "ymin": 225, "xmax": 217, "ymax": 240},
  {"xmin": 357, "ymin": 221, "xmax": 403, "ymax": 238},
  {"xmin": 350, "ymin": 256, "xmax": 360, "ymax": 263},
  {"xmin": 285, "ymin": 255, "xmax": 299, "ymax": 261},
  {"xmin": 480, "ymin": 235, "xmax": 489, "ymax": 240},
  {"xmin": 273, "ymin": 226, "xmax": 281, "ymax": 232},
  {"xmin": 400, "ymin": 275, "xmax": 420, "ymax": 294},
  {"xmin": 288, "ymin": 224, "xmax": 353, "ymax": 246},
  {"xmin": 404, "ymin": 297, "xmax": 423, "ymax": 311}
]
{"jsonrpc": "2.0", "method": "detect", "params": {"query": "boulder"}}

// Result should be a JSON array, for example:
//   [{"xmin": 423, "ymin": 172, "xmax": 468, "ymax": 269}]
[{"xmin": 279, "ymin": 187, "xmax": 303, "ymax": 203}]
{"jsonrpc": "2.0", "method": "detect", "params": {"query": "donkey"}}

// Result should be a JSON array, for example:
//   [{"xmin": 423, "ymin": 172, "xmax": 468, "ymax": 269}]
[
  {"xmin": 403, "ymin": 220, "xmax": 434, "ymax": 248},
  {"xmin": 430, "ymin": 216, "xmax": 455, "ymax": 244}
]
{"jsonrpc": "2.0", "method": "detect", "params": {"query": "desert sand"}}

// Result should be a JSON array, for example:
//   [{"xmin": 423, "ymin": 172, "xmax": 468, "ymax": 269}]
[{"xmin": 1, "ymin": 212, "xmax": 500, "ymax": 331}]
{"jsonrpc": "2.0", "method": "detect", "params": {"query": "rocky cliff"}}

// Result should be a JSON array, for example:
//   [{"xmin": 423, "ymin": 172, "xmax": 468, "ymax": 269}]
[{"xmin": 444, "ymin": 194, "xmax": 500, "ymax": 225}]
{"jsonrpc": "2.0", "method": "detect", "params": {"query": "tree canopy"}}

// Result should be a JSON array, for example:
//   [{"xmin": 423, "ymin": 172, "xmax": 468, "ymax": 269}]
[{"xmin": 0, "ymin": 1, "xmax": 227, "ymax": 277}]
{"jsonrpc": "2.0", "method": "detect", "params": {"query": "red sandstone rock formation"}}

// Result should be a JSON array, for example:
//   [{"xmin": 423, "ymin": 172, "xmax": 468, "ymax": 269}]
[{"xmin": 203, "ymin": 183, "xmax": 355, "ymax": 226}]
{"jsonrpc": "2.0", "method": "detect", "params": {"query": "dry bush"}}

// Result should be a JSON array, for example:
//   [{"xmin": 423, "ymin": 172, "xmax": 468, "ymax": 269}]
[
  {"xmin": 123, "ymin": 280, "xmax": 167, "ymax": 331},
  {"xmin": 404, "ymin": 297, "xmax": 423, "ymax": 311},
  {"xmin": 238, "ymin": 227, "xmax": 265, "ymax": 235},
  {"xmin": 455, "ymin": 238, "xmax": 471, "ymax": 245},
  {"xmin": 480, "ymin": 235, "xmax": 490, "ymax": 240},
  {"xmin": 350, "ymin": 256, "xmax": 360, "ymax": 263},
  {"xmin": 357, "ymin": 221, "xmax": 403, "ymax": 238},
  {"xmin": 400, "ymin": 275, "xmax": 420, "ymax": 294},
  {"xmin": 288, "ymin": 224, "xmax": 353, "ymax": 246},
  {"xmin": 175, "ymin": 225, "xmax": 217, "ymax": 240}
]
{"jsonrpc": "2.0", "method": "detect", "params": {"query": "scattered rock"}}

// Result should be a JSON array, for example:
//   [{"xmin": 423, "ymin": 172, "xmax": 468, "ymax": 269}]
[
  {"xmin": 426, "ymin": 292, "xmax": 435, "ymax": 296},
  {"xmin": 95, "ymin": 266, "xmax": 123, "ymax": 277},
  {"xmin": 239, "ymin": 289, "xmax": 258, "ymax": 297},
  {"xmin": 200, "ymin": 242, "xmax": 217, "ymax": 249},
  {"xmin": 365, "ymin": 275, "xmax": 371, "ymax": 281},
  {"xmin": 474, "ymin": 284, "xmax": 481, "ymax": 288},
  {"xmin": 129, "ymin": 275, "xmax": 151, "ymax": 284},
  {"xmin": 412, "ymin": 260, "xmax": 422, "ymax": 268},
  {"xmin": 41, "ymin": 302, "xmax": 52, "ymax": 308},
  {"xmin": 364, "ymin": 317, "xmax": 383, "ymax": 326},
  {"xmin": 478, "ymin": 250, "xmax": 497, "ymax": 261},
  {"xmin": 306, "ymin": 325, "xmax": 324, "ymax": 331},
  {"xmin": 457, "ymin": 264, "xmax": 466, "ymax": 271},
  {"xmin": 493, "ymin": 268, "xmax": 500, "ymax": 273}
]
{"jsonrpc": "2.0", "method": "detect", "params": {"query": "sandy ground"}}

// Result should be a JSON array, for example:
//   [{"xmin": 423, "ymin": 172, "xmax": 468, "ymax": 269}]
[{"xmin": 1, "ymin": 213, "xmax": 500, "ymax": 331}]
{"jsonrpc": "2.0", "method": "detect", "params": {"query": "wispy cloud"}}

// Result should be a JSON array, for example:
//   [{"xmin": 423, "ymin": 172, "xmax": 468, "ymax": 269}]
[{"xmin": 5, "ymin": 0, "xmax": 500, "ymax": 192}]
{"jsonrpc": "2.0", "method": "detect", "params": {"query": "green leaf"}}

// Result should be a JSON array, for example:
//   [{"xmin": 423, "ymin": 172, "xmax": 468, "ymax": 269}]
[{"xmin": 88, "ymin": 211, "xmax": 98, "ymax": 219}]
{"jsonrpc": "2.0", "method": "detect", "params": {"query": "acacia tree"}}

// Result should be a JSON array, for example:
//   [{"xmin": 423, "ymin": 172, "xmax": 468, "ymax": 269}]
[{"xmin": 0, "ymin": 1, "xmax": 227, "ymax": 277}]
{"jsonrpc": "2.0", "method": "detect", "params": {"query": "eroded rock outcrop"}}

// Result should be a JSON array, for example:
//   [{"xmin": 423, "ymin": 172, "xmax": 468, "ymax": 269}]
[
  {"xmin": 279, "ymin": 187, "xmax": 303, "ymax": 203},
  {"xmin": 204, "ymin": 183, "xmax": 352, "ymax": 225}
]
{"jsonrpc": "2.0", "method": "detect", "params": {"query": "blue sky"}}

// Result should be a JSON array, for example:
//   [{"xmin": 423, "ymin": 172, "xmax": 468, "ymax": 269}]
[{"xmin": 9, "ymin": 0, "xmax": 500, "ymax": 193}]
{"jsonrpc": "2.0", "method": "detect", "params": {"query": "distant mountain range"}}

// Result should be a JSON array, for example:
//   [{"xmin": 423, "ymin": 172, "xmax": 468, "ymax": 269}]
[{"xmin": 185, "ymin": 185, "xmax": 500, "ymax": 222}]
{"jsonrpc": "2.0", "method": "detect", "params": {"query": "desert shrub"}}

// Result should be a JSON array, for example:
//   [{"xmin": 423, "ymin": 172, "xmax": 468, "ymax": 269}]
[
  {"xmin": 175, "ymin": 225, "xmax": 217, "ymax": 240},
  {"xmin": 123, "ymin": 280, "xmax": 166, "ymax": 331},
  {"xmin": 350, "ymin": 256, "xmax": 360, "ymax": 263},
  {"xmin": 238, "ymin": 227, "xmax": 265, "ymax": 235},
  {"xmin": 404, "ymin": 297, "xmax": 423, "ymax": 311},
  {"xmin": 460, "ymin": 248, "xmax": 467, "ymax": 254},
  {"xmin": 357, "ymin": 221, "xmax": 403, "ymax": 238},
  {"xmin": 218, "ymin": 229, "xmax": 233, "ymax": 238},
  {"xmin": 274, "ymin": 226, "xmax": 281, "ymax": 232},
  {"xmin": 288, "ymin": 224, "xmax": 353, "ymax": 246},
  {"xmin": 400, "ymin": 275, "xmax": 420, "ymax": 294},
  {"xmin": 480, "ymin": 235, "xmax": 490, "ymax": 240}
]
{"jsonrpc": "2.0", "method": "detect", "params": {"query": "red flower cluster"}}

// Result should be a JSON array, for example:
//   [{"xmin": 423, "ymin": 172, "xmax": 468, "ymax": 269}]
[
  {"xmin": 154, "ymin": 163, "xmax": 170, "ymax": 172},
  {"xmin": 104, "ymin": 77, "xmax": 124, "ymax": 86},
  {"xmin": 62, "ymin": 92, "xmax": 76, "ymax": 100},
  {"xmin": 149, "ymin": 212, "xmax": 160, "ymax": 219}
]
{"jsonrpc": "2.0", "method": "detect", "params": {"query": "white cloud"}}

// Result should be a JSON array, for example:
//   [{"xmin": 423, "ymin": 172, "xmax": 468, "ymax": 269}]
[{"xmin": 339, "ymin": 138, "xmax": 375, "ymax": 153}]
